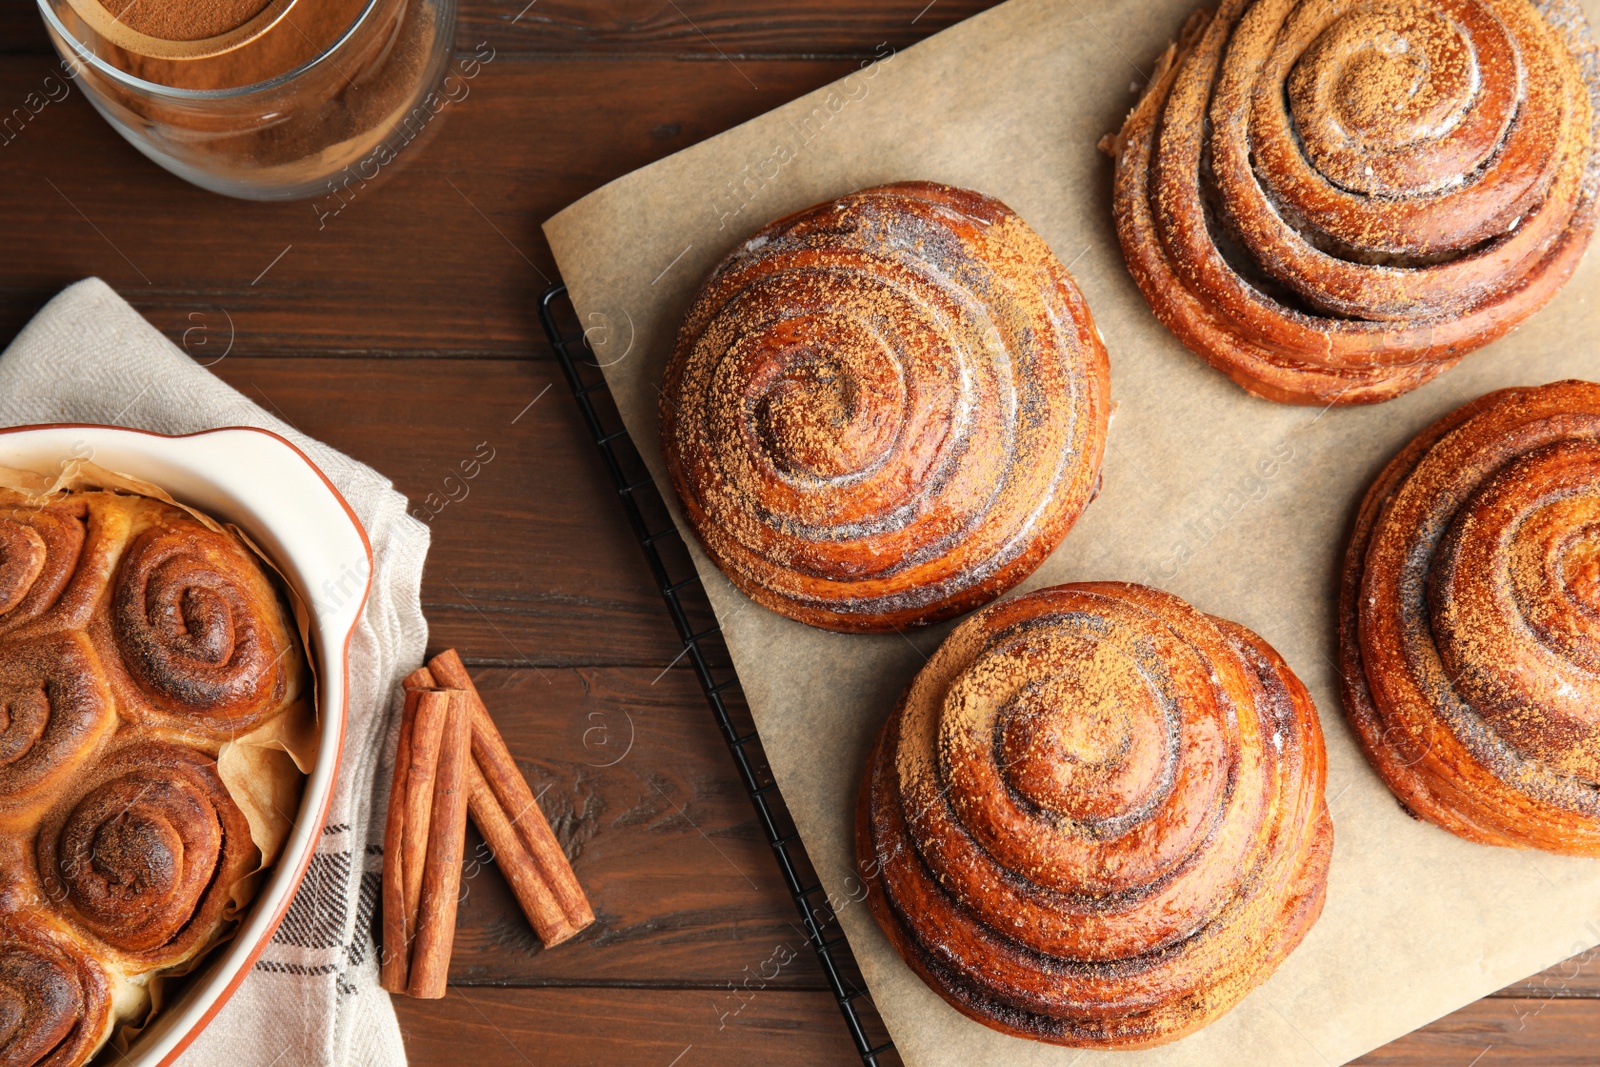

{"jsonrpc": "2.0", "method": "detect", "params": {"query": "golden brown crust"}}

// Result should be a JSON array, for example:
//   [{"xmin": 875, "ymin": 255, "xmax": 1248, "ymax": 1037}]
[
  {"xmin": 0, "ymin": 916, "xmax": 115, "ymax": 1067},
  {"xmin": 1108, "ymin": 0, "xmax": 1600, "ymax": 406},
  {"xmin": 0, "ymin": 634, "xmax": 116, "ymax": 821},
  {"xmin": 858, "ymin": 582, "xmax": 1330, "ymax": 1048},
  {"xmin": 0, "ymin": 489, "xmax": 308, "ymax": 1066},
  {"xmin": 1340, "ymin": 379, "xmax": 1600, "ymax": 853},
  {"xmin": 36, "ymin": 740, "xmax": 257, "ymax": 970},
  {"xmin": 98, "ymin": 518, "xmax": 298, "ymax": 734},
  {"xmin": 661, "ymin": 182, "xmax": 1111, "ymax": 631},
  {"xmin": 0, "ymin": 498, "xmax": 123, "ymax": 641}
]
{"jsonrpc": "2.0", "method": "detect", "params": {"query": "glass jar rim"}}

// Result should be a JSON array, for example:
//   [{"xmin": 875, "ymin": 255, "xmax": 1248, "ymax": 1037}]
[{"xmin": 36, "ymin": 0, "xmax": 385, "ymax": 100}]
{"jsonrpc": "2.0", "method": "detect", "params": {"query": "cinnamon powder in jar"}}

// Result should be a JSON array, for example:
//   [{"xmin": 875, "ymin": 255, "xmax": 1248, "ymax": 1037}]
[
  {"xmin": 54, "ymin": 0, "xmax": 451, "ymax": 197},
  {"xmin": 96, "ymin": 0, "xmax": 283, "ymax": 44},
  {"xmin": 103, "ymin": 0, "xmax": 378, "ymax": 90}
]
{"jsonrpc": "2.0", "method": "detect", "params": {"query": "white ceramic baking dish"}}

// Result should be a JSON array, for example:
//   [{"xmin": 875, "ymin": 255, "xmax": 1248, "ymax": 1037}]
[{"xmin": 0, "ymin": 424, "xmax": 370, "ymax": 1067}]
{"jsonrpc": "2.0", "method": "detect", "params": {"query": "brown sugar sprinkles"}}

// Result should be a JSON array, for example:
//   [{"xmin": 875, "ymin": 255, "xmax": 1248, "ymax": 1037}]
[
  {"xmin": 38, "ymin": 0, "xmax": 461, "ymax": 199},
  {"xmin": 1106, "ymin": 0, "xmax": 1600, "ymax": 405},
  {"xmin": 858, "ymin": 582, "xmax": 1332, "ymax": 1048},
  {"xmin": 1341, "ymin": 380, "xmax": 1600, "ymax": 855},
  {"xmin": 660, "ymin": 182, "xmax": 1111, "ymax": 633}
]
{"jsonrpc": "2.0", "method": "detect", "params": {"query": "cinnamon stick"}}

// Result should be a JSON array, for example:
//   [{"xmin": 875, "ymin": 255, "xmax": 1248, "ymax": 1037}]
[
  {"xmin": 401, "ymin": 689, "xmax": 450, "ymax": 943},
  {"xmin": 379, "ymin": 689, "xmax": 419, "ymax": 993},
  {"xmin": 406, "ymin": 689, "xmax": 473, "ymax": 999},
  {"xmin": 426, "ymin": 650, "xmax": 595, "ymax": 940},
  {"xmin": 405, "ymin": 652, "xmax": 595, "ymax": 946},
  {"xmin": 465, "ymin": 759, "xmax": 578, "ymax": 945}
]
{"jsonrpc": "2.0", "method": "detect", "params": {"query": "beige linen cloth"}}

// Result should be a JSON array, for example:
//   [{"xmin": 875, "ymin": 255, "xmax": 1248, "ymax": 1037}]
[{"xmin": 0, "ymin": 277, "xmax": 423, "ymax": 1067}]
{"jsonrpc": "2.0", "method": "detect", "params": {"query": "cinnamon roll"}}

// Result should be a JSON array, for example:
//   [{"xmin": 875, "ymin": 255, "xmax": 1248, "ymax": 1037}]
[
  {"xmin": 0, "ymin": 483, "xmax": 310, "ymax": 1067},
  {"xmin": 104, "ymin": 516, "xmax": 301, "ymax": 734},
  {"xmin": 1341, "ymin": 379, "xmax": 1600, "ymax": 853},
  {"xmin": 859, "ymin": 582, "xmax": 1331, "ymax": 1047},
  {"xmin": 0, "ymin": 498, "xmax": 122, "ymax": 640},
  {"xmin": 0, "ymin": 635, "xmax": 116, "ymax": 819},
  {"xmin": 1108, "ymin": 0, "xmax": 1600, "ymax": 405},
  {"xmin": 661, "ymin": 181, "xmax": 1111, "ymax": 631},
  {"xmin": 37, "ymin": 740, "xmax": 257, "ymax": 969},
  {"xmin": 0, "ymin": 917, "xmax": 116, "ymax": 1067}
]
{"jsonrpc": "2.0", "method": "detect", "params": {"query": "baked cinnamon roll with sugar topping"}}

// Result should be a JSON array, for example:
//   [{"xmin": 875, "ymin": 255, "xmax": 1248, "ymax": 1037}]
[
  {"xmin": 1342, "ymin": 380, "xmax": 1600, "ymax": 853},
  {"xmin": 1107, "ymin": 0, "xmax": 1600, "ymax": 405},
  {"xmin": 661, "ymin": 182, "xmax": 1110, "ymax": 631},
  {"xmin": 859, "ymin": 582, "xmax": 1331, "ymax": 1047}
]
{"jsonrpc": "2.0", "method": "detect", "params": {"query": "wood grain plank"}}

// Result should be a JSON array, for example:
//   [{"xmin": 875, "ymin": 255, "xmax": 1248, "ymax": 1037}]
[
  {"xmin": 0, "ymin": 11, "xmax": 54, "ymax": 54},
  {"xmin": 0, "ymin": 54, "xmax": 867, "ymax": 356},
  {"xmin": 1492, "ymin": 947, "xmax": 1600, "ymax": 1000},
  {"xmin": 2, "ymin": 2, "xmax": 1002, "ymax": 58},
  {"xmin": 393, "ymin": 986, "xmax": 860, "ymax": 1066},
  {"xmin": 1354, "ymin": 998, "xmax": 1600, "ymax": 1065},
  {"xmin": 426, "ymin": 666, "xmax": 826, "ymax": 986},
  {"xmin": 206, "ymin": 357, "xmax": 691, "ymax": 667},
  {"xmin": 457, "ymin": 0, "xmax": 999, "ymax": 57},
  {"xmin": 393, "ymin": 989, "xmax": 1600, "ymax": 1067}
]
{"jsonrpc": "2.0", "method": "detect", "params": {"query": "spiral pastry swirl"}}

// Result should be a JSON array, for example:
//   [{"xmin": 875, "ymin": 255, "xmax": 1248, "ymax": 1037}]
[
  {"xmin": 0, "ymin": 521, "xmax": 50, "ymax": 621},
  {"xmin": 37, "ymin": 741, "xmax": 256, "ymax": 968},
  {"xmin": 1108, "ymin": 0, "xmax": 1600, "ymax": 405},
  {"xmin": 109, "ymin": 519, "xmax": 298, "ymax": 733},
  {"xmin": 859, "ymin": 582, "xmax": 1331, "ymax": 1048},
  {"xmin": 661, "ymin": 182, "xmax": 1111, "ymax": 631},
  {"xmin": 0, "ymin": 635, "xmax": 114, "ymax": 818},
  {"xmin": 0, "ymin": 918, "xmax": 114, "ymax": 1067},
  {"xmin": 1342, "ymin": 379, "xmax": 1600, "ymax": 853},
  {"xmin": 0, "ymin": 501, "xmax": 107, "ymax": 640}
]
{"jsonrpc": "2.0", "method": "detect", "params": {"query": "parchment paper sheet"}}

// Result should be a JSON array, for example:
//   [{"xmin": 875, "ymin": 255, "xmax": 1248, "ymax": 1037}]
[{"xmin": 543, "ymin": 1, "xmax": 1600, "ymax": 1062}]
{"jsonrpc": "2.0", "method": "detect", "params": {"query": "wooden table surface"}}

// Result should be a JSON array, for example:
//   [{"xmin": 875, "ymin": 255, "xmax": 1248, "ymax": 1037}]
[{"xmin": 3, "ymin": 2, "xmax": 1599, "ymax": 1063}]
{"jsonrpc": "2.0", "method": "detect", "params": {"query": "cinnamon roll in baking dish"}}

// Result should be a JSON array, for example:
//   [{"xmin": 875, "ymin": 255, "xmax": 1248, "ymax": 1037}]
[
  {"xmin": 660, "ymin": 182, "xmax": 1111, "ymax": 632},
  {"xmin": 1342, "ymin": 380, "xmax": 1600, "ymax": 854},
  {"xmin": 0, "ymin": 487, "xmax": 308, "ymax": 1067},
  {"xmin": 859, "ymin": 582, "xmax": 1331, "ymax": 1047},
  {"xmin": 1107, "ymin": 0, "xmax": 1600, "ymax": 405}
]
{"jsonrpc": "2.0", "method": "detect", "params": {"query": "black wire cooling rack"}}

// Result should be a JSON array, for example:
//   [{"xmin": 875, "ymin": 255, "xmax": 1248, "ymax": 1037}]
[{"xmin": 539, "ymin": 284, "xmax": 899, "ymax": 1066}]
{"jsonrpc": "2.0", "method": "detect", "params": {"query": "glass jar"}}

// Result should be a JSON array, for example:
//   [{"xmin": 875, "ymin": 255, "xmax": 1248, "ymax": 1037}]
[{"xmin": 37, "ymin": 0, "xmax": 458, "ymax": 201}]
